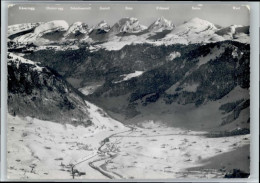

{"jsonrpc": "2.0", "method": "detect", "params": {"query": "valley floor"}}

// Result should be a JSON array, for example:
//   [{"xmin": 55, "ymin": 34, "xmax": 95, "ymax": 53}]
[{"xmin": 6, "ymin": 105, "xmax": 250, "ymax": 180}]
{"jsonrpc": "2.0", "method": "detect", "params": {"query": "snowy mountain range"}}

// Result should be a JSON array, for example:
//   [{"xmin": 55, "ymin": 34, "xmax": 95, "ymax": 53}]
[
  {"xmin": 7, "ymin": 17, "xmax": 250, "ymax": 133},
  {"xmin": 8, "ymin": 17, "xmax": 250, "ymax": 51}
]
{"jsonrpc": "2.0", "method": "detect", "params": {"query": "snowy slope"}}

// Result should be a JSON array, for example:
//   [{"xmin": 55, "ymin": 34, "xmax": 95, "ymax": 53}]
[
  {"xmin": 99, "ymin": 33, "xmax": 150, "ymax": 51},
  {"xmin": 7, "ymin": 111, "xmax": 127, "ymax": 179},
  {"xmin": 115, "ymin": 71, "xmax": 144, "ymax": 83},
  {"xmin": 13, "ymin": 20, "xmax": 69, "ymax": 43},
  {"xmin": 162, "ymin": 17, "xmax": 217, "ymax": 44},
  {"xmin": 7, "ymin": 52, "xmax": 43, "ymax": 72},
  {"xmin": 166, "ymin": 51, "xmax": 181, "ymax": 61},
  {"xmin": 8, "ymin": 23, "xmax": 43, "ymax": 37},
  {"xmin": 85, "ymin": 101, "xmax": 125, "ymax": 130},
  {"xmin": 34, "ymin": 20, "xmax": 69, "ymax": 36},
  {"xmin": 161, "ymin": 18, "xmax": 249, "ymax": 45},
  {"xmin": 172, "ymin": 17, "xmax": 217, "ymax": 34}
]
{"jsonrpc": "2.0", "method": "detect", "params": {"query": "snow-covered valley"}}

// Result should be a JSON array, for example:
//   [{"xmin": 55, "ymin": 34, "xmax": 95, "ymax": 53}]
[{"xmin": 7, "ymin": 101, "xmax": 250, "ymax": 180}]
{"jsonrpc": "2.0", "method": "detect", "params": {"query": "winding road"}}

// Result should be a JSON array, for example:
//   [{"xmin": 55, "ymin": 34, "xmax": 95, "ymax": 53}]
[{"xmin": 71, "ymin": 125, "xmax": 136, "ymax": 179}]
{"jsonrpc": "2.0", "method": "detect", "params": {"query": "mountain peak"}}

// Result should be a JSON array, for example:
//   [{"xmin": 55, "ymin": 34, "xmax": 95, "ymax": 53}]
[
  {"xmin": 98, "ymin": 20, "xmax": 107, "ymax": 24},
  {"xmin": 95, "ymin": 20, "xmax": 110, "ymax": 32},
  {"xmin": 111, "ymin": 17, "xmax": 147, "ymax": 34},
  {"xmin": 64, "ymin": 21, "xmax": 89, "ymax": 38},
  {"xmin": 117, "ymin": 17, "xmax": 139, "ymax": 26},
  {"xmin": 179, "ymin": 17, "xmax": 217, "ymax": 32},
  {"xmin": 157, "ymin": 16, "xmax": 168, "ymax": 22},
  {"xmin": 148, "ymin": 17, "xmax": 174, "ymax": 32}
]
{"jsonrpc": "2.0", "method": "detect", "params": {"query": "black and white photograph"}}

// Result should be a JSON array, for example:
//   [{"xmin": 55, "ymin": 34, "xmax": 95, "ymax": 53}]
[{"xmin": 5, "ymin": 3, "xmax": 250, "ymax": 180}]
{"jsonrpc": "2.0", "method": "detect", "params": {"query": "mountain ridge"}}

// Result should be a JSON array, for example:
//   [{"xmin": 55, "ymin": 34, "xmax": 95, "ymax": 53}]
[{"xmin": 8, "ymin": 17, "xmax": 250, "ymax": 51}]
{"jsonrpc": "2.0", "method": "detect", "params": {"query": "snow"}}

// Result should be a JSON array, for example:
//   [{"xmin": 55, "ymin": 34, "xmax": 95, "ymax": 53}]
[
  {"xmin": 100, "ymin": 18, "xmax": 249, "ymax": 50},
  {"xmin": 92, "ymin": 126, "xmax": 250, "ymax": 179},
  {"xmin": 7, "ymin": 111, "xmax": 249, "ymax": 179},
  {"xmin": 7, "ymin": 113, "xmax": 127, "ymax": 180},
  {"xmin": 85, "ymin": 101, "xmax": 125, "ymax": 130},
  {"xmin": 8, "ymin": 18, "xmax": 250, "ymax": 50},
  {"xmin": 115, "ymin": 71, "xmax": 144, "ymax": 83},
  {"xmin": 7, "ymin": 52, "xmax": 43, "ymax": 72},
  {"xmin": 160, "ymin": 17, "xmax": 218, "ymax": 45},
  {"xmin": 36, "ymin": 45, "xmax": 79, "ymax": 51},
  {"xmin": 8, "ymin": 23, "xmax": 42, "ymax": 36},
  {"xmin": 182, "ymin": 83, "xmax": 199, "ymax": 92},
  {"xmin": 7, "ymin": 99, "xmax": 127, "ymax": 179},
  {"xmin": 119, "ymin": 17, "xmax": 147, "ymax": 33},
  {"xmin": 100, "ymin": 31, "xmax": 151, "ymax": 51},
  {"xmin": 95, "ymin": 20, "xmax": 110, "ymax": 32},
  {"xmin": 197, "ymin": 45, "xmax": 226, "ymax": 67},
  {"xmin": 166, "ymin": 51, "xmax": 181, "ymax": 61},
  {"xmin": 80, "ymin": 36, "xmax": 94, "ymax": 44},
  {"xmin": 11, "ymin": 20, "xmax": 69, "ymax": 44},
  {"xmin": 138, "ymin": 120, "xmax": 166, "ymax": 128},
  {"xmin": 232, "ymin": 48, "xmax": 239, "ymax": 58},
  {"xmin": 78, "ymin": 84, "xmax": 102, "ymax": 96},
  {"xmin": 87, "ymin": 45, "xmax": 101, "ymax": 52},
  {"xmin": 7, "ymin": 93, "xmax": 249, "ymax": 179},
  {"xmin": 170, "ymin": 17, "xmax": 216, "ymax": 36},
  {"xmin": 111, "ymin": 17, "xmax": 147, "ymax": 34},
  {"xmin": 148, "ymin": 17, "xmax": 175, "ymax": 32},
  {"xmin": 34, "ymin": 20, "xmax": 69, "ymax": 36},
  {"xmin": 64, "ymin": 22, "xmax": 89, "ymax": 37},
  {"xmin": 100, "ymin": 39, "xmax": 129, "ymax": 50},
  {"xmin": 157, "ymin": 20, "xmax": 249, "ymax": 45}
]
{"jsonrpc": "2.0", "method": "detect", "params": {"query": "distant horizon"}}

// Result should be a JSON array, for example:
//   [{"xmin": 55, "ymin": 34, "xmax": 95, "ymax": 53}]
[{"xmin": 8, "ymin": 3, "xmax": 250, "ymax": 27}]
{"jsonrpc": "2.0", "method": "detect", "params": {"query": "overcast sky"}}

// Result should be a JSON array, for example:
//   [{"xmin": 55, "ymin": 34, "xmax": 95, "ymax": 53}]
[{"xmin": 8, "ymin": 3, "xmax": 250, "ymax": 27}]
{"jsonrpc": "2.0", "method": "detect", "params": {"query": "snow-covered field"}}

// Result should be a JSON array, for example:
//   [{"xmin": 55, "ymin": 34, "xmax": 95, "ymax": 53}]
[
  {"xmin": 7, "ymin": 101, "xmax": 127, "ymax": 180},
  {"xmin": 78, "ymin": 84, "xmax": 102, "ymax": 96},
  {"xmin": 114, "ymin": 71, "xmax": 144, "ymax": 83},
  {"xmin": 100, "ymin": 127, "xmax": 249, "ymax": 179},
  {"xmin": 7, "ymin": 101, "xmax": 250, "ymax": 180}
]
